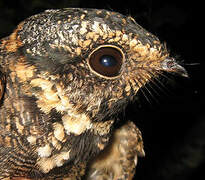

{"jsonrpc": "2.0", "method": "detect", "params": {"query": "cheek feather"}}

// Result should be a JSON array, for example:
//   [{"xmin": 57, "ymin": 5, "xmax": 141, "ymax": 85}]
[
  {"xmin": 11, "ymin": 62, "xmax": 35, "ymax": 83},
  {"xmin": 30, "ymin": 78, "xmax": 59, "ymax": 113},
  {"xmin": 30, "ymin": 78, "xmax": 73, "ymax": 113}
]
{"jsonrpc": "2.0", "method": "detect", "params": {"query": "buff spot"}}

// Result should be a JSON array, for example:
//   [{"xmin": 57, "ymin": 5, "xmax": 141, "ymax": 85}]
[
  {"xmin": 30, "ymin": 78, "xmax": 59, "ymax": 113},
  {"xmin": 15, "ymin": 63, "xmax": 35, "ymax": 82},
  {"xmin": 53, "ymin": 122, "xmax": 65, "ymax": 142},
  {"xmin": 37, "ymin": 157, "xmax": 55, "ymax": 173},
  {"xmin": 54, "ymin": 151, "xmax": 70, "ymax": 167},
  {"xmin": 62, "ymin": 113, "xmax": 91, "ymax": 135},
  {"xmin": 75, "ymin": 47, "xmax": 81, "ymax": 56},
  {"xmin": 37, "ymin": 150, "xmax": 70, "ymax": 173},
  {"xmin": 37, "ymin": 144, "xmax": 52, "ymax": 158},
  {"xmin": 97, "ymin": 143, "xmax": 106, "ymax": 150},
  {"xmin": 79, "ymin": 21, "xmax": 88, "ymax": 35},
  {"xmin": 51, "ymin": 136, "xmax": 62, "ymax": 150},
  {"xmin": 15, "ymin": 117, "xmax": 24, "ymax": 134},
  {"xmin": 30, "ymin": 78, "xmax": 74, "ymax": 113},
  {"xmin": 122, "ymin": 34, "xmax": 128, "ymax": 41},
  {"xmin": 129, "ymin": 38, "xmax": 138, "ymax": 48},
  {"xmin": 27, "ymin": 135, "xmax": 37, "ymax": 145}
]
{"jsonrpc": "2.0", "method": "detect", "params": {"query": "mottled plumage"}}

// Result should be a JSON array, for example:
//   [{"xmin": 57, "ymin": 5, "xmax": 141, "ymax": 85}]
[{"xmin": 0, "ymin": 8, "xmax": 187, "ymax": 179}]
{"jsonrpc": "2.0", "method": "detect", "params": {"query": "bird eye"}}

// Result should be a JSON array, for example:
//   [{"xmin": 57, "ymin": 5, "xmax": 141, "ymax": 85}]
[{"xmin": 88, "ymin": 46, "xmax": 124, "ymax": 78}]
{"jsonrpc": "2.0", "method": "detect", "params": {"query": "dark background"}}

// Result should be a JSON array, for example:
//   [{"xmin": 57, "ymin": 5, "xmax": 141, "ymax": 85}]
[{"xmin": 0, "ymin": 0, "xmax": 202, "ymax": 179}]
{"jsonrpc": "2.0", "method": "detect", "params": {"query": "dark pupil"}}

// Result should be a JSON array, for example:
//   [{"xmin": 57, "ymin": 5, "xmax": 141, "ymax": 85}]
[
  {"xmin": 88, "ymin": 47, "xmax": 123, "ymax": 77},
  {"xmin": 100, "ymin": 55, "xmax": 117, "ymax": 67}
]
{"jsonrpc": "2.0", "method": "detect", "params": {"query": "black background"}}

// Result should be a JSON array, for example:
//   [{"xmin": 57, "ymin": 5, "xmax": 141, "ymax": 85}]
[{"xmin": 0, "ymin": 0, "xmax": 202, "ymax": 179}]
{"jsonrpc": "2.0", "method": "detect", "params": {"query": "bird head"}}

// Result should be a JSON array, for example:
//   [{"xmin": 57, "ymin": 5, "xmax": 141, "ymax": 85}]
[
  {"xmin": 1, "ymin": 8, "xmax": 187, "ymax": 123},
  {"xmin": 0, "ymin": 8, "xmax": 188, "ymax": 176}
]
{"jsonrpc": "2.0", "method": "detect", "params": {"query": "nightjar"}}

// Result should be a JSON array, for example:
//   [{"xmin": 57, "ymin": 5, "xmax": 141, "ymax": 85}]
[{"xmin": 0, "ymin": 8, "xmax": 187, "ymax": 179}]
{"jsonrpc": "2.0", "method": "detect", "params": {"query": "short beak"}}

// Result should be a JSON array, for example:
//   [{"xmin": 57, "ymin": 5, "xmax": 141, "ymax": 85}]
[{"xmin": 161, "ymin": 58, "xmax": 188, "ymax": 78}]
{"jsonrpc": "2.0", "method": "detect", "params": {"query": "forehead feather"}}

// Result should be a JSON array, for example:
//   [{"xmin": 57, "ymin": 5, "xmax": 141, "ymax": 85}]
[{"xmin": 18, "ymin": 8, "xmax": 162, "ymax": 57}]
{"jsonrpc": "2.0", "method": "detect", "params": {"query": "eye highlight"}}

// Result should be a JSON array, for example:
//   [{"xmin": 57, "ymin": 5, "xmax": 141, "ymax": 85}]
[{"xmin": 88, "ymin": 46, "xmax": 124, "ymax": 78}]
